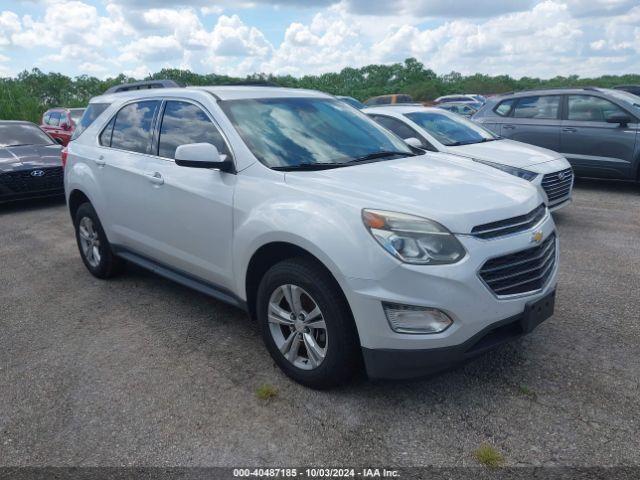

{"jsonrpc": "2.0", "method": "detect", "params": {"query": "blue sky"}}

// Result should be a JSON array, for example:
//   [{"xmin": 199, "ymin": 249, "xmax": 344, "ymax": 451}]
[{"xmin": 0, "ymin": 0, "xmax": 639, "ymax": 79}]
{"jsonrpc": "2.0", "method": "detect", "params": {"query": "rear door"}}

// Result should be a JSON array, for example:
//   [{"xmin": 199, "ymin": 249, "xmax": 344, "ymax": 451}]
[
  {"xmin": 97, "ymin": 99, "xmax": 162, "ymax": 256},
  {"xmin": 500, "ymin": 95, "xmax": 562, "ymax": 151},
  {"xmin": 560, "ymin": 94, "xmax": 638, "ymax": 179}
]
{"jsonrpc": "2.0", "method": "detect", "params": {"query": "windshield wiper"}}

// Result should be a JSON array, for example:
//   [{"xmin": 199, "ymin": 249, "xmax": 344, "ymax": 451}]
[
  {"xmin": 271, "ymin": 162, "xmax": 349, "ymax": 171},
  {"xmin": 343, "ymin": 150, "xmax": 414, "ymax": 164}
]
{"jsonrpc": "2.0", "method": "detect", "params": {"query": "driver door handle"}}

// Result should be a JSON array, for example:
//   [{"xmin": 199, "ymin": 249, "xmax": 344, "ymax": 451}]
[
  {"xmin": 145, "ymin": 171, "xmax": 164, "ymax": 185},
  {"xmin": 562, "ymin": 127, "xmax": 577, "ymax": 133},
  {"xmin": 502, "ymin": 124, "xmax": 515, "ymax": 130}
]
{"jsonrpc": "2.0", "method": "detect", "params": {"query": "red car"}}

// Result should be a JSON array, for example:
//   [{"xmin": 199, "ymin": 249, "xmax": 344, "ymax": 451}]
[{"xmin": 40, "ymin": 107, "xmax": 85, "ymax": 146}]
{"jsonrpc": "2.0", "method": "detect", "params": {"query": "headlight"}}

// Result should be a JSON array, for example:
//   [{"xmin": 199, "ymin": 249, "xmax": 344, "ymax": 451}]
[
  {"xmin": 473, "ymin": 159, "xmax": 538, "ymax": 181},
  {"xmin": 362, "ymin": 209, "xmax": 466, "ymax": 265}
]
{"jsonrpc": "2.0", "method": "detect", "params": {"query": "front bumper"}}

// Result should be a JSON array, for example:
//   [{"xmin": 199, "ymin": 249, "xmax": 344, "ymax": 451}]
[{"xmin": 363, "ymin": 290, "xmax": 555, "ymax": 379}]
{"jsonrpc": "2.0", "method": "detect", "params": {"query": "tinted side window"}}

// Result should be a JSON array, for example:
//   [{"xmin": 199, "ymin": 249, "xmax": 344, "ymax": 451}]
[
  {"xmin": 567, "ymin": 95, "xmax": 626, "ymax": 122},
  {"xmin": 158, "ymin": 101, "xmax": 229, "ymax": 159},
  {"xmin": 494, "ymin": 99, "xmax": 516, "ymax": 117},
  {"xmin": 49, "ymin": 112, "xmax": 60, "ymax": 126},
  {"xmin": 370, "ymin": 115, "xmax": 428, "ymax": 145},
  {"xmin": 110, "ymin": 101, "xmax": 160, "ymax": 154},
  {"xmin": 513, "ymin": 96, "xmax": 560, "ymax": 119},
  {"xmin": 43, "ymin": 112, "xmax": 51, "ymax": 125}
]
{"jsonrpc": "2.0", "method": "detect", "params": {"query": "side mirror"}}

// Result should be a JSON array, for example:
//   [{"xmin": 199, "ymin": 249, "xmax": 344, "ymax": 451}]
[
  {"xmin": 403, "ymin": 137, "xmax": 423, "ymax": 148},
  {"xmin": 606, "ymin": 113, "xmax": 632, "ymax": 126},
  {"xmin": 174, "ymin": 142, "xmax": 235, "ymax": 172}
]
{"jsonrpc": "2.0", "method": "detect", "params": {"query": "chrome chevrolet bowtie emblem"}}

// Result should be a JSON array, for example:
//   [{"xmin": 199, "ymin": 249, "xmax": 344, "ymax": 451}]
[
  {"xmin": 30, "ymin": 170, "xmax": 45, "ymax": 177},
  {"xmin": 531, "ymin": 230, "xmax": 544, "ymax": 244}
]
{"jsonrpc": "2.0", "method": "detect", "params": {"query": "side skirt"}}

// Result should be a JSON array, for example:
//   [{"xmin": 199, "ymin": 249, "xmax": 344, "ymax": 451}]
[{"xmin": 113, "ymin": 246, "xmax": 248, "ymax": 312}]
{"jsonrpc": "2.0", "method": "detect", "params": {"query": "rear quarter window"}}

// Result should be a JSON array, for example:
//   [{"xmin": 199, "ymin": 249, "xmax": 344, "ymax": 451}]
[{"xmin": 71, "ymin": 103, "xmax": 111, "ymax": 140}]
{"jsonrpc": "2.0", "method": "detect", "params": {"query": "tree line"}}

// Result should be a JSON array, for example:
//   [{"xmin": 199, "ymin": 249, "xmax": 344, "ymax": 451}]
[{"xmin": 1, "ymin": 58, "xmax": 638, "ymax": 123}]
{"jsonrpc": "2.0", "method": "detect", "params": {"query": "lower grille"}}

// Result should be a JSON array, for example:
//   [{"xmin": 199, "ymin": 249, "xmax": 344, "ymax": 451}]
[
  {"xmin": 0, "ymin": 167, "xmax": 63, "ymax": 195},
  {"xmin": 479, "ymin": 233, "xmax": 556, "ymax": 296},
  {"xmin": 541, "ymin": 168, "xmax": 573, "ymax": 205}
]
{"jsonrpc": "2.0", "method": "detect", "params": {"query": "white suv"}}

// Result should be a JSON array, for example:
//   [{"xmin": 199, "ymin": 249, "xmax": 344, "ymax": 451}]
[{"xmin": 65, "ymin": 86, "xmax": 558, "ymax": 388}]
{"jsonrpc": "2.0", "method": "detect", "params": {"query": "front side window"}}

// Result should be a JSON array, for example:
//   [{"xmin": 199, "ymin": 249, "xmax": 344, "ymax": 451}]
[
  {"xmin": 220, "ymin": 97, "xmax": 412, "ymax": 168},
  {"xmin": 0, "ymin": 123, "xmax": 55, "ymax": 147},
  {"xmin": 72, "ymin": 103, "xmax": 110, "ymax": 140},
  {"xmin": 567, "ymin": 95, "xmax": 627, "ymax": 122},
  {"xmin": 110, "ymin": 101, "xmax": 160, "ymax": 154},
  {"xmin": 494, "ymin": 98, "xmax": 516, "ymax": 117},
  {"xmin": 404, "ymin": 111, "xmax": 499, "ymax": 146},
  {"xmin": 158, "ymin": 101, "xmax": 229, "ymax": 159},
  {"xmin": 513, "ymin": 96, "xmax": 560, "ymax": 119}
]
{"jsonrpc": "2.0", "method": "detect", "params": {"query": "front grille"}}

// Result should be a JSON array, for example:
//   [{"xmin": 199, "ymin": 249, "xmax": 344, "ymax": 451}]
[
  {"xmin": 541, "ymin": 168, "xmax": 573, "ymax": 205},
  {"xmin": 0, "ymin": 167, "xmax": 63, "ymax": 195},
  {"xmin": 479, "ymin": 233, "xmax": 556, "ymax": 296},
  {"xmin": 471, "ymin": 204, "xmax": 546, "ymax": 239}
]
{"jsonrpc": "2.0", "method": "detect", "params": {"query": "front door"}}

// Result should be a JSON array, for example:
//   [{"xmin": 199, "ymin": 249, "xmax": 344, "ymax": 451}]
[{"xmin": 560, "ymin": 94, "xmax": 638, "ymax": 179}]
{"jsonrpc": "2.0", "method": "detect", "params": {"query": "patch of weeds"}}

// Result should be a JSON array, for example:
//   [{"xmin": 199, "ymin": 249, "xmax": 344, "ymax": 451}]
[
  {"xmin": 256, "ymin": 384, "xmax": 278, "ymax": 401},
  {"xmin": 518, "ymin": 385, "xmax": 537, "ymax": 400},
  {"xmin": 473, "ymin": 443, "xmax": 504, "ymax": 468}
]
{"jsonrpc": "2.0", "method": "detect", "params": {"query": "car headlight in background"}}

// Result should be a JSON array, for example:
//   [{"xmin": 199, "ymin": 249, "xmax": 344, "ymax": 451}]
[
  {"xmin": 473, "ymin": 159, "xmax": 538, "ymax": 181},
  {"xmin": 362, "ymin": 209, "xmax": 466, "ymax": 265}
]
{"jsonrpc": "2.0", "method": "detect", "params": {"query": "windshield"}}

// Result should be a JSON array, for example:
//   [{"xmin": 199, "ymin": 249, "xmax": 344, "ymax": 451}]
[
  {"xmin": 220, "ymin": 97, "xmax": 412, "ymax": 168},
  {"xmin": 405, "ymin": 111, "xmax": 499, "ymax": 146},
  {"xmin": 69, "ymin": 108, "xmax": 85, "ymax": 123},
  {"xmin": 0, "ymin": 123, "xmax": 54, "ymax": 147}
]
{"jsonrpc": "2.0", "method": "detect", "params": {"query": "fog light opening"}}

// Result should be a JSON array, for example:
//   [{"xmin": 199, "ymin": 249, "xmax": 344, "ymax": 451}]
[{"xmin": 383, "ymin": 302, "xmax": 453, "ymax": 334}]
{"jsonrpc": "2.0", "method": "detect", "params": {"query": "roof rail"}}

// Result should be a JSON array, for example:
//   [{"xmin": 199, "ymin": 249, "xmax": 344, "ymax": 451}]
[
  {"xmin": 496, "ymin": 86, "xmax": 603, "ymax": 97},
  {"xmin": 104, "ymin": 79, "xmax": 182, "ymax": 94}
]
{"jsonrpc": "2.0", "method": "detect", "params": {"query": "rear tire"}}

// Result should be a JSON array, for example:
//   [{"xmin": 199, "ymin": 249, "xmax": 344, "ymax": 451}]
[
  {"xmin": 256, "ymin": 257, "xmax": 361, "ymax": 389},
  {"xmin": 74, "ymin": 202, "xmax": 124, "ymax": 279}
]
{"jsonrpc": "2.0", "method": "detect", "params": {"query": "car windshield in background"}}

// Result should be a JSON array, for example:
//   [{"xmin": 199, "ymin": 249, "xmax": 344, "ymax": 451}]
[
  {"xmin": 221, "ymin": 97, "xmax": 412, "ymax": 168},
  {"xmin": 69, "ymin": 108, "xmax": 86, "ymax": 123},
  {"xmin": 71, "ymin": 103, "xmax": 110, "ymax": 140},
  {"xmin": 0, "ymin": 123, "xmax": 54, "ymax": 147},
  {"xmin": 405, "ymin": 111, "xmax": 499, "ymax": 146}
]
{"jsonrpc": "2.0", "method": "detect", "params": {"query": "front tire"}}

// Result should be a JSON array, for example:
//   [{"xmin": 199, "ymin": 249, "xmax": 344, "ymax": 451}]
[
  {"xmin": 74, "ymin": 202, "xmax": 124, "ymax": 279},
  {"xmin": 256, "ymin": 257, "xmax": 361, "ymax": 389}
]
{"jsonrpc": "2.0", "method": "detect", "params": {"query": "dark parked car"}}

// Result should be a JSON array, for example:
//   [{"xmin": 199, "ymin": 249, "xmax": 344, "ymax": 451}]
[
  {"xmin": 0, "ymin": 121, "xmax": 63, "ymax": 203},
  {"xmin": 614, "ymin": 85, "xmax": 640, "ymax": 97},
  {"xmin": 41, "ymin": 107, "xmax": 85, "ymax": 146},
  {"xmin": 473, "ymin": 87, "xmax": 640, "ymax": 181}
]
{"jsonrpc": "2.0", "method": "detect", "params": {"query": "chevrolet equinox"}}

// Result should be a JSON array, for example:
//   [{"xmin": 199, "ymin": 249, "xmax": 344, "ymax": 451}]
[{"xmin": 65, "ymin": 86, "xmax": 558, "ymax": 388}]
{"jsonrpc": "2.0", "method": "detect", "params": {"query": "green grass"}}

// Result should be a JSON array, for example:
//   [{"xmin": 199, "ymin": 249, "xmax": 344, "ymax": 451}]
[
  {"xmin": 473, "ymin": 443, "xmax": 504, "ymax": 468},
  {"xmin": 256, "ymin": 384, "xmax": 278, "ymax": 401},
  {"xmin": 518, "ymin": 385, "xmax": 538, "ymax": 400}
]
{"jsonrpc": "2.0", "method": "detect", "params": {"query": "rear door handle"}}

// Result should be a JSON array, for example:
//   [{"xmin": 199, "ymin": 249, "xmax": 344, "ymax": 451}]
[
  {"xmin": 94, "ymin": 155, "xmax": 106, "ymax": 167},
  {"xmin": 562, "ymin": 127, "xmax": 577, "ymax": 133},
  {"xmin": 502, "ymin": 124, "xmax": 515, "ymax": 130},
  {"xmin": 145, "ymin": 172, "xmax": 164, "ymax": 185}
]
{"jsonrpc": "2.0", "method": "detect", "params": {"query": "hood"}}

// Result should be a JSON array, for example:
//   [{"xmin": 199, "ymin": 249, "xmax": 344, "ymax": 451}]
[
  {"xmin": 0, "ymin": 144, "xmax": 63, "ymax": 173},
  {"xmin": 446, "ymin": 138, "xmax": 562, "ymax": 168},
  {"xmin": 284, "ymin": 152, "xmax": 542, "ymax": 234}
]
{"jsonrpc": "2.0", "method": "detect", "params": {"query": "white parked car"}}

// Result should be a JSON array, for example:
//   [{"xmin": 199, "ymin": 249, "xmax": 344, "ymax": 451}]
[
  {"xmin": 365, "ymin": 105, "xmax": 574, "ymax": 211},
  {"xmin": 65, "ymin": 86, "xmax": 558, "ymax": 388}
]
